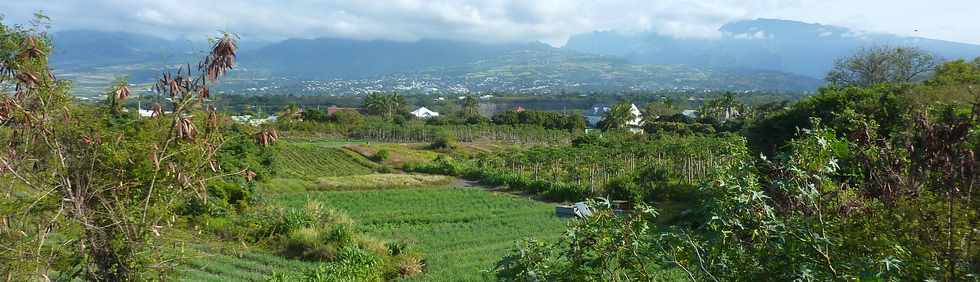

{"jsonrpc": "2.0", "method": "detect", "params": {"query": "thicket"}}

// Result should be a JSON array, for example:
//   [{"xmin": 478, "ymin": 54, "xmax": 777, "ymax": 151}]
[
  {"xmin": 491, "ymin": 109, "xmax": 587, "ymax": 131},
  {"xmin": 200, "ymin": 200, "xmax": 422, "ymax": 281},
  {"xmin": 0, "ymin": 17, "xmax": 248, "ymax": 280},
  {"xmin": 278, "ymin": 119, "xmax": 576, "ymax": 145},
  {"xmin": 494, "ymin": 58, "xmax": 980, "ymax": 281},
  {"xmin": 406, "ymin": 134, "xmax": 742, "ymax": 201}
]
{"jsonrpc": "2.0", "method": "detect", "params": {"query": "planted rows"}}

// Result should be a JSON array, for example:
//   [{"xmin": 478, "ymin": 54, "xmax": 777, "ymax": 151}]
[
  {"xmin": 272, "ymin": 144, "xmax": 378, "ymax": 180},
  {"xmin": 410, "ymin": 136, "xmax": 744, "ymax": 201},
  {"xmin": 271, "ymin": 187, "xmax": 568, "ymax": 282},
  {"xmin": 281, "ymin": 122, "xmax": 577, "ymax": 145}
]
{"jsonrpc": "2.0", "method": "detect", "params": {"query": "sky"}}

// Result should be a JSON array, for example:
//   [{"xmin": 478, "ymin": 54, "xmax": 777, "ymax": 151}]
[{"xmin": 2, "ymin": 0, "xmax": 978, "ymax": 46}]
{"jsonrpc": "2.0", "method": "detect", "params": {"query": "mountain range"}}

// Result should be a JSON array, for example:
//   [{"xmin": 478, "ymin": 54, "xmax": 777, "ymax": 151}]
[
  {"xmin": 47, "ymin": 18, "xmax": 980, "ymax": 96},
  {"xmin": 564, "ymin": 18, "xmax": 980, "ymax": 78}
]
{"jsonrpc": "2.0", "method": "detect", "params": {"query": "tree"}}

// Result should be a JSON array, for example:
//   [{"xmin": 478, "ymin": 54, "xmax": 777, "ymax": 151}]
[
  {"xmin": 0, "ymin": 17, "xmax": 240, "ymax": 280},
  {"xmin": 277, "ymin": 103, "xmax": 302, "ymax": 122},
  {"xmin": 460, "ymin": 95, "xmax": 479, "ymax": 117},
  {"xmin": 598, "ymin": 101, "xmax": 636, "ymax": 131},
  {"xmin": 928, "ymin": 58, "xmax": 980, "ymax": 86},
  {"xmin": 827, "ymin": 46, "xmax": 937, "ymax": 87},
  {"xmin": 300, "ymin": 108, "xmax": 329, "ymax": 122},
  {"xmin": 700, "ymin": 93, "xmax": 744, "ymax": 122},
  {"xmin": 362, "ymin": 92, "xmax": 406, "ymax": 121}
]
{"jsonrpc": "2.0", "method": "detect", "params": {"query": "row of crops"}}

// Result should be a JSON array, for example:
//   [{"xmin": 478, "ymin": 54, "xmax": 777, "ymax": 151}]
[
  {"xmin": 281, "ymin": 122, "xmax": 576, "ymax": 145},
  {"xmin": 270, "ymin": 187, "xmax": 567, "ymax": 281},
  {"xmin": 408, "ymin": 135, "xmax": 746, "ymax": 201},
  {"xmin": 271, "ymin": 144, "xmax": 379, "ymax": 180}
]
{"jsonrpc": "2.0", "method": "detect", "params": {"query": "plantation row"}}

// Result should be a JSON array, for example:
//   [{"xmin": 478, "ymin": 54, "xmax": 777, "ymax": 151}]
[
  {"xmin": 272, "ymin": 144, "xmax": 379, "ymax": 180},
  {"xmin": 279, "ymin": 122, "xmax": 576, "ymax": 145},
  {"xmin": 408, "ymin": 135, "xmax": 745, "ymax": 201},
  {"xmin": 271, "ymin": 187, "xmax": 567, "ymax": 281}
]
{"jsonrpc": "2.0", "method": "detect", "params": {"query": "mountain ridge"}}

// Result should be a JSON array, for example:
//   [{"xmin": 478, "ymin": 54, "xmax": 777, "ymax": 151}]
[
  {"xmin": 49, "ymin": 18, "xmax": 980, "ymax": 95},
  {"xmin": 563, "ymin": 18, "xmax": 980, "ymax": 77}
]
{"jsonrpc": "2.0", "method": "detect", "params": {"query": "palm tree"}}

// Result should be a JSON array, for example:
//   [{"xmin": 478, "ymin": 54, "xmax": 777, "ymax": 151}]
[
  {"xmin": 278, "ymin": 103, "xmax": 303, "ymax": 122},
  {"xmin": 599, "ymin": 101, "xmax": 636, "ymax": 131},
  {"xmin": 662, "ymin": 97, "xmax": 675, "ymax": 113},
  {"xmin": 460, "ymin": 96, "xmax": 479, "ymax": 117},
  {"xmin": 363, "ymin": 92, "xmax": 406, "ymax": 121},
  {"xmin": 701, "ymin": 93, "xmax": 744, "ymax": 121}
]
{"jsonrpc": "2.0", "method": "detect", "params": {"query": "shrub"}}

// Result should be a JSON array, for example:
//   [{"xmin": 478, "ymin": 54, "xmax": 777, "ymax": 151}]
[
  {"xmin": 571, "ymin": 133, "xmax": 609, "ymax": 147},
  {"xmin": 373, "ymin": 149, "xmax": 390, "ymax": 162},
  {"xmin": 269, "ymin": 247, "xmax": 385, "ymax": 282},
  {"xmin": 429, "ymin": 130, "xmax": 457, "ymax": 150},
  {"xmin": 284, "ymin": 227, "xmax": 342, "ymax": 260}
]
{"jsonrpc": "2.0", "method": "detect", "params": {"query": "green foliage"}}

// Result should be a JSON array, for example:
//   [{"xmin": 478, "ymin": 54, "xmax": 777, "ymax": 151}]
[
  {"xmin": 281, "ymin": 119, "xmax": 576, "ymax": 145},
  {"xmin": 826, "ymin": 45, "xmax": 937, "ymax": 87},
  {"xmin": 429, "ymin": 129, "xmax": 458, "ymax": 150},
  {"xmin": 362, "ymin": 92, "xmax": 407, "ymax": 121},
  {"xmin": 598, "ymin": 101, "xmax": 636, "ymax": 131},
  {"xmin": 330, "ymin": 109, "xmax": 365, "ymax": 126},
  {"xmin": 497, "ymin": 106, "xmax": 978, "ymax": 280},
  {"xmin": 570, "ymin": 132, "xmax": 610, "ymax": 147},
  {"xmin": 409, "ymin": 135, "xmax": 741, "ymax": 201},
  {"xmin": 311, "ymin": 173, "xmax": 454, "ymax": 191},
  {"xmin": 495, "ymin": 203, "xmax": 680, "ymax": 281},
  {"xmin": 270, "ymin": 187, "xmax": 566, "ymax": 281},
  {"xmin": 0, "ymin": 19, "xmax": 243, "ymax": 280},
  {"xmin": 641, "ymin": 98, "xmax": 677, "ymax": 119},
  {"xmin": 642, "ymin": 121, "xmax": 716, "ymax": 136},
  {"xmin": 271, "ymin": 144, "xmax": 377, "ymax": 180},
  {"xmin": 605, "ymin": 166, "xmax": 673, "ymax": 203},
  {"xmin": 492, "ymin": 109, "xmax": 587, "ymax": 131},
  {"xmin": 301, "ymin": 108, "xmax": 330, "ymax": 122},
  {"xmin": 746, "ymin": 84, "xmax": 911, "ymax": 155},
  {"xmin": 206, "ymin": 198, "xmax": 420, "ymax": 280},
  {"xmin": 268, "ymin": 247, "xmax": 384, "ymax": 282},
  {"xmin": 372, "ymin": 148, "xmax": 390, "ymax": 162},
  {"xmin": 929, "ymin": 58, "xmax": 980, "ymax": 86},
  {"xmin": 459, "ymin": 95, "xmax": 480, "ymax": 117}
]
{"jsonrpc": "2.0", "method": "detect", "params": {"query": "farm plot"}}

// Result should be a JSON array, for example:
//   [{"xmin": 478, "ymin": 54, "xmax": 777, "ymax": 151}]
[
  {"xmin": 272, "ymin": 143, "xmax": 379, "ymax": 180},
  {"xmin": 271, "ymin": 187, "xmax": 568, "ymax": 281},
  {"xmin": 175, "ymin": 242, "xmax": 318, "ymax": 282}
]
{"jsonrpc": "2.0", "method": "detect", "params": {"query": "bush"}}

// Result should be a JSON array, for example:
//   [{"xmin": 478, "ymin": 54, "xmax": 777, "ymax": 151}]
[
  {"xmin": 571, "ymin": 133, "xmax": 609, "ymax": 147},
  {"xmin": 429, "ymin": 130, "xmax": 457, "ymax": 150},
  {"xmin": 373, "ymin": 149, "xmax": 390, "ymax": 162},
  {"xmin": 269, "ymin": 247, "xmax": 384, "ymax": 282}
]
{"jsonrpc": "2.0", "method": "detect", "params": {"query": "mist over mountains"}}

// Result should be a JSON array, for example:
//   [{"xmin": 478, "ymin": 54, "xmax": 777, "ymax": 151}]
[
  {"xmin": 47, "ymin": 18, "xmax": 980, "ymax": 96},
  {"xmin": 564, "ymin": 18, "xmax": 980, "ymax": 78}
]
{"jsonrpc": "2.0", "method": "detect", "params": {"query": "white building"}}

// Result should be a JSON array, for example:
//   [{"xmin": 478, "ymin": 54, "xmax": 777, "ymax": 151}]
[
  {"xmin": 231, "ymin": 115, "xmax": 279, "ymax": 126},
  {"xmin": 681, "ymin": 110, "xmax": 699, "ymax": 119},
  {"xmin": 626, "ymin": 104, "xmax": 644, "ymax": 133},
  {"xmin": 410, "ymin": 107, "xmax": 440, "ymax": 119},
  {"xmin": 627, "ymin": 104, "xmax": 643, "ymax": 127}
]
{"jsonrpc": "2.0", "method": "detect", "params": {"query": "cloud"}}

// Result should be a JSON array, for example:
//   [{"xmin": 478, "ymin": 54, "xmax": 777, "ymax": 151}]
[{"xmin": 1, "ymin": 0, "xmax": 978, "ymax": 46}]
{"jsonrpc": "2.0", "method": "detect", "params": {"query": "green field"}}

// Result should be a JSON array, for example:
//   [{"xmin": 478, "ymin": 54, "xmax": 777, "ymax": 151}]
[
  {"xmin": 272, "ymin": 143, "xmax": 379, "ymax": 180},
  {"xmin": 175, "ymin": 241, "xmax": 318, "ymax": 282},
  {"xmin": 175, "ymin": 141, "xmax": 569, "ymax": 281},
  {"xmin": 271, "ymin": 187, "xmax": 568, "ymax": 281}
]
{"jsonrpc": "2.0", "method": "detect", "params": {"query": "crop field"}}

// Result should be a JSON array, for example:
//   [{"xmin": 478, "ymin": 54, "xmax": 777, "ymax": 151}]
[
  {"xmin": 271, "ymin": 187, "xmax": 569, "ymax": 281},
  {"xmin": 174, "ymin": 241, "xmax": 318, "ymax": 282},
  {"xmin": 272, "ymin": 143, "xmax": 379, "ymax": 180},
  {"xmin": 312, "ymin": 173, "xmax": 455, "ymax": 190},
  {"xmin": 344, "ymin": 143, "xmax": 442, "ymax": 167}
]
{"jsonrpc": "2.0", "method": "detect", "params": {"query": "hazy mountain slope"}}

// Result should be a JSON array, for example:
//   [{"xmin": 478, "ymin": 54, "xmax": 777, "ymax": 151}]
[
  {"xmin": 404, "ymin": 47, "xmax": 822, "ymax": 92},
  {"xmin": 238, "ymin": 38, "xmax": 545, "ymax": 79},
  {"xmin": 564, "ymin": 18, "xmax": 980, "ymax": 77},
  {"xmin": 48, "ymin": 29, "xmax": 823, "ymax": 95},
  {"xmin": 50, "ymin": 30, "xmax": 201, "ymax": 69}
]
